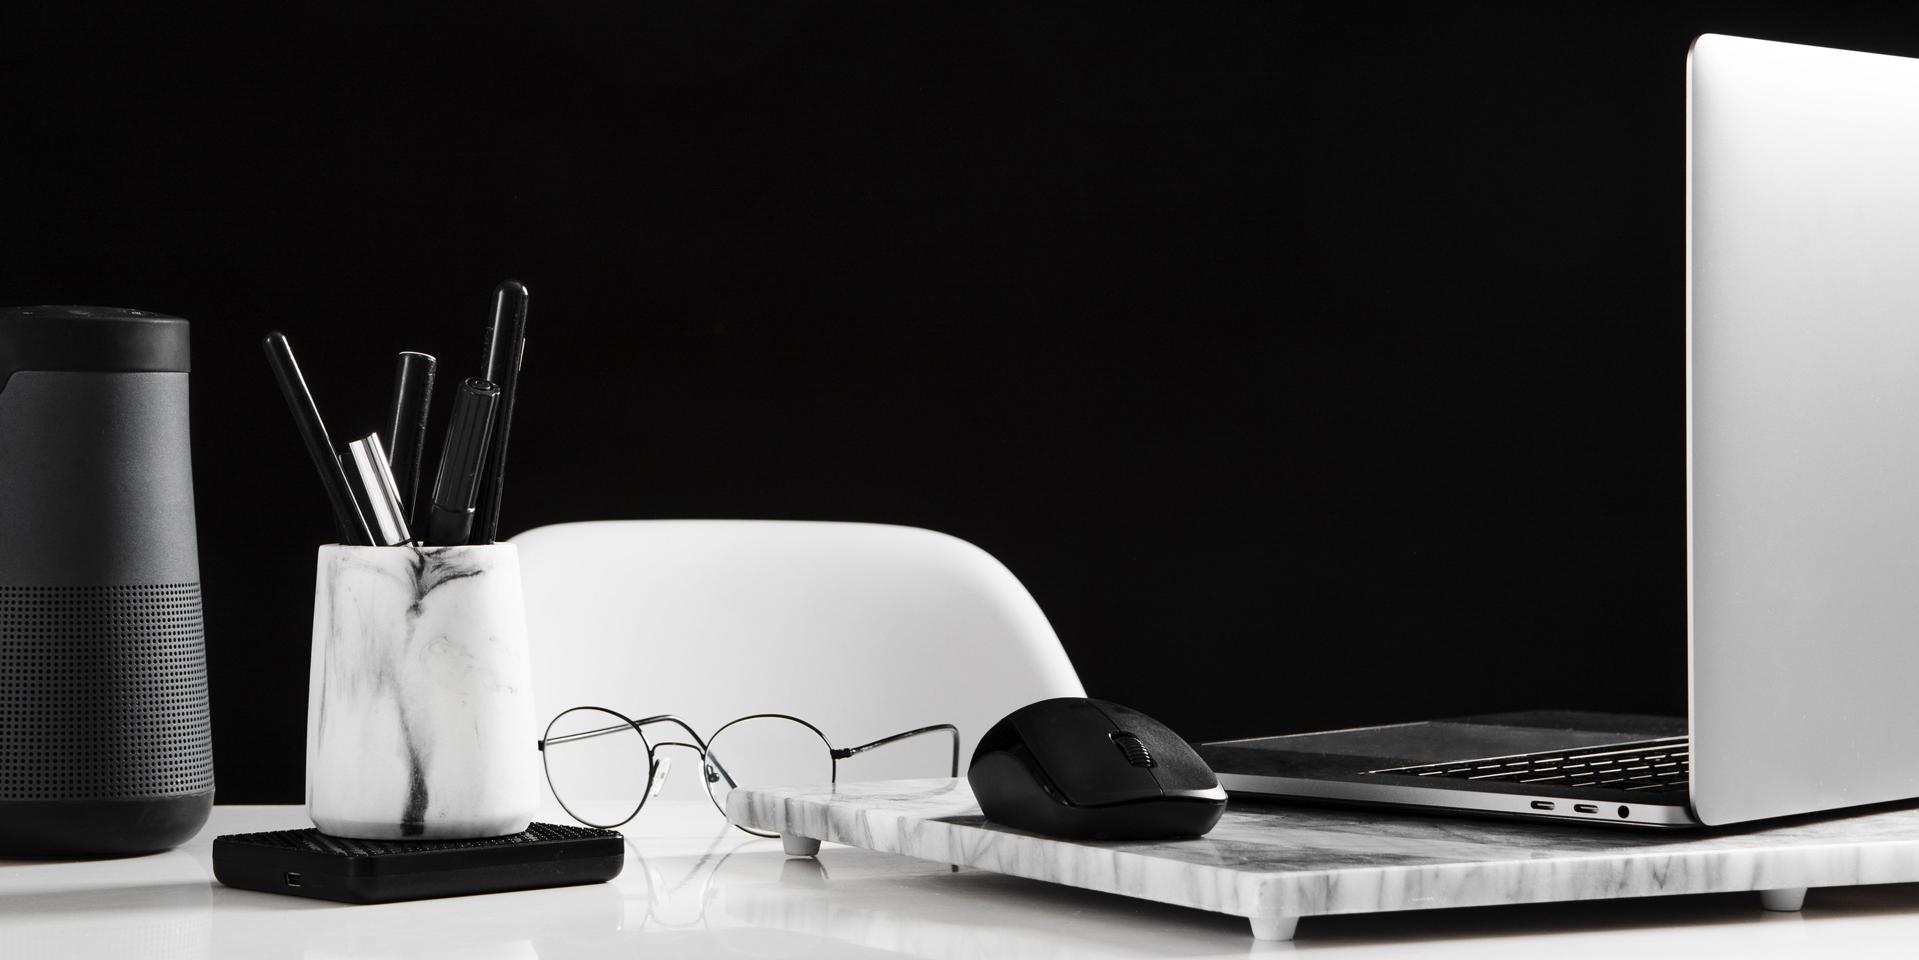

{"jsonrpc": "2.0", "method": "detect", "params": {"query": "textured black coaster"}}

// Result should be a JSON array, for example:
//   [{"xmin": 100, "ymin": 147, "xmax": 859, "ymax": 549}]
[{"xmin": 213, "ymin": 822, "xmax": 624, "ymax": 904}]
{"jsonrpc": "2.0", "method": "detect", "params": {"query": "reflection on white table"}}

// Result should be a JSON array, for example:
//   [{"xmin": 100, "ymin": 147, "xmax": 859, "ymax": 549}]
[{"xmin": 7, "ymin": 800, "xmax": 1919, "ymax": 959}]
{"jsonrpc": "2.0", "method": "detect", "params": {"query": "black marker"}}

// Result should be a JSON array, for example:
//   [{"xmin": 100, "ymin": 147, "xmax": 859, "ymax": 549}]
[
  {"xmin": 381, "ymin": 351, "xmax": 436, "ymax": 522},
  {"xmin": 473, "ymin": 280, "xmax": 529, "ymax": 543},
  {"xmin": 423, "ymin": 378, "xmax": 500, "ymax": 547},
  {"xmin": 263, "ymin": 332, "xmax": 373, "ymax": 545}
]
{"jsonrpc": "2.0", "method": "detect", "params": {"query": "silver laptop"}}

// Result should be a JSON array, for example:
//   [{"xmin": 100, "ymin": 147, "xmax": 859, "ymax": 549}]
[{"xmin": 1200, "ymin": 34, "xmax": 1919, "ymax": 828}]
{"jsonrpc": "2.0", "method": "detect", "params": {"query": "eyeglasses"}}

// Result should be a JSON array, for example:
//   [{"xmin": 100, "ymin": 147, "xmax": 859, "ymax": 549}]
[{"xmin": 539, "ymin": 706, "xmax": 959, "ymax": 837}]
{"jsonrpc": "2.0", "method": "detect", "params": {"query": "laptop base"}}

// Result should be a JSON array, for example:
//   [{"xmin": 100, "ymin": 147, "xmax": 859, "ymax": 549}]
[{"xmin": 1198, "ymin": 711, "xmax": 1698, "ymax": 828}]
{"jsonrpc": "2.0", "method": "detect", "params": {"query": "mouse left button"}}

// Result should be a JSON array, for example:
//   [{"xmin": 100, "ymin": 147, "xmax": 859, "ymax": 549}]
[{"xmin": 1014, "ymin": 698, "xmax": 1157, "ymax": 807}]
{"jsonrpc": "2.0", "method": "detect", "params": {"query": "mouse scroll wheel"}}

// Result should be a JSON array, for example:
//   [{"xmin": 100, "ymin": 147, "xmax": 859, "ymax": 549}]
[{"xmin": 1110, "ymin": 732, "xmax": 1156, "ymax": 768}]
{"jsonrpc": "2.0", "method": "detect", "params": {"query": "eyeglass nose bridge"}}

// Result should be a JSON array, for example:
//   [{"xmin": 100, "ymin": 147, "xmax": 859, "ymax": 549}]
[{"xmin": 648, "ymin": 741, "xmax": 715, "ymax": 798}]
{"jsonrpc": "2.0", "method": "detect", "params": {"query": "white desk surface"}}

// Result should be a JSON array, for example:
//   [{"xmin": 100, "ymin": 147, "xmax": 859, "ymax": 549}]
[{"xmin": 8, "ymin": 801, "xmax": 1919, "ymax": 959}]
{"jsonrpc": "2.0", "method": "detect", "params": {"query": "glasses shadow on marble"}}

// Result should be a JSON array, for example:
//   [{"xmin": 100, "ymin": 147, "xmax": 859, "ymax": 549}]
[{"xmin": 539, "ymin": 706, "xmax": 959, "ymax": 836}]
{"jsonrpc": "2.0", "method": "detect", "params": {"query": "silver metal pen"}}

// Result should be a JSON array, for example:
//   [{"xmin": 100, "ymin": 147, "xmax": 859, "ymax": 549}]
[{"xmin": 345, "ymin": 433, "xmax": 412, "ymax": 546}]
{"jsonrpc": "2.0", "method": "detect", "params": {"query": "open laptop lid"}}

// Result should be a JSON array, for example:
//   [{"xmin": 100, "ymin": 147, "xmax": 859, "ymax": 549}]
[{"xmin": 1689, "ymin": 35, "xmax": 1919, "ymax": 825}]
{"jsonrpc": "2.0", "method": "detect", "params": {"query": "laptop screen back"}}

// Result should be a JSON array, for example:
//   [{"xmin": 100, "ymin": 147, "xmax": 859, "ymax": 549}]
[{"xmin": 1689, "ymin": 34, "xmax": 1919, "ymax": 824}]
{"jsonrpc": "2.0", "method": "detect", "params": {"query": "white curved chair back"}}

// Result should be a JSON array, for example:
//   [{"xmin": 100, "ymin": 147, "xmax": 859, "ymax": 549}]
[{"xmin": 513, "ymin": 520, "xmax": 1083, "ymax": 805}]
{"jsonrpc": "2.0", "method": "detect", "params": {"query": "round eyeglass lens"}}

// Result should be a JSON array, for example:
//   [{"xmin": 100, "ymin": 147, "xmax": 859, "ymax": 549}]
[
  {"xmin": 542, "ymin": 707, "xmax": 653, "ymax": 828},
  {"xmin": 703, "ymin": 715, "xmax": 835, "ymax": 833}
]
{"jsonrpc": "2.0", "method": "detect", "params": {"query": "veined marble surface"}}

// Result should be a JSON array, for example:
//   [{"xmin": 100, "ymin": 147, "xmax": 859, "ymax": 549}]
[
  {"xmin": 16, "ymin": 803, "xmax": 1919, "ymax": 959},
  {"xmin": 732, "ymin": 778, "xmax": 1919, "ymax": 926},
  {"xmin": 306, "ymin": 543, "xmax": 539, "ymax": 839}
]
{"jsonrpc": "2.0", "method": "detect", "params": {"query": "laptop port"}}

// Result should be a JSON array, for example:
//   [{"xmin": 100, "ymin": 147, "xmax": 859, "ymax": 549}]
[
  {"xmin": 1619, "ymin": 805, "xmax": 1631, "ymax": 818},
  {"xmin": 1574, "ymin": 804, "xmax": 1599, "ymax": 814},
  {"xmin": 284, "ymin": 872, "xmax": 302, "ymax": 887},
  {"xmin": 1530, "ymin": 801, "xmax": 1555, "ymax": 811}
]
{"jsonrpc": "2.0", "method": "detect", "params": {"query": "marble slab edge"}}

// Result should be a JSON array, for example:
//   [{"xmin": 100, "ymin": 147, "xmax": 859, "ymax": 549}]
[{"xmin": 731, "ymin": 779, "xmax": 1919, "ymax": 921}]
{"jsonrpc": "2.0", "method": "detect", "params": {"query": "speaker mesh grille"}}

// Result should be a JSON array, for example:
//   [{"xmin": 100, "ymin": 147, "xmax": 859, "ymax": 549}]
[{"xmin": 0, "ymin": 583, "xmax": 213, "ymax": 799}]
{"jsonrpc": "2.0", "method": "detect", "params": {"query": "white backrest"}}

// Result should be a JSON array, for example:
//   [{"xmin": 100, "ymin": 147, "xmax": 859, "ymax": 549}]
[{"xmin": 513, "ymin": 520, "xmax": 1084, "ymax": 803}]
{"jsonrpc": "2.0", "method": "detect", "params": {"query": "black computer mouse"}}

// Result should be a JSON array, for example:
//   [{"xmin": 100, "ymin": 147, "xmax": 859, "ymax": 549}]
[{"xmin": 968, "ymin": 697, "xmax": 1227, "ymax": 840}]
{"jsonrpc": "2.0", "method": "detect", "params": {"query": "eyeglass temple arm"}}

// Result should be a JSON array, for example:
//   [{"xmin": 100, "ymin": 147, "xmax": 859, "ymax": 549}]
[
  {"xmin": 831, "ymin": 723, "xmax": 961, "ymax": 777},
  {"xmin": 538, "ymin": 713, "xmax": 711, "ymax": 756}
]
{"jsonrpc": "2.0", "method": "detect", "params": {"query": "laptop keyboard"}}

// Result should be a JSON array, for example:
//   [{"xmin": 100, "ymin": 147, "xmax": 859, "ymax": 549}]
[{"xmin": 1363, "ymin": 735, "xmax": 1690, "ymax": 793}]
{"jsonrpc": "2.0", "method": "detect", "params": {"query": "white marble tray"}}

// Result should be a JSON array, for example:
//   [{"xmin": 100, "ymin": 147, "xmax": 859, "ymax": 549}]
[{"xmin": 730, "ymin": 778, "xmax": 1919, "ymax": 941}]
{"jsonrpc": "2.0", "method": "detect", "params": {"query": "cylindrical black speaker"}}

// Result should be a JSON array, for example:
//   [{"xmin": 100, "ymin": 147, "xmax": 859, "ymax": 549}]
[{"xmin": 0, "ymin": 305, "xmax": 213, "ymax": 855}]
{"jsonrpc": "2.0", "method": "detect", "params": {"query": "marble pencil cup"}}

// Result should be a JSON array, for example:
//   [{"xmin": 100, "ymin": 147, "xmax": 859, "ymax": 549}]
[{"xmin": 306, "ymin": 543, "xmax": 539, "ymax": 840}]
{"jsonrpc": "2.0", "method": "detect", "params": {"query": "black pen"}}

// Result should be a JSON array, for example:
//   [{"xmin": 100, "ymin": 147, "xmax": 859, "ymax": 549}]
[
  {"xmin": 423, "ymin": 378, "xmax": 500, "ymax": 547},
  {"xmin": 262, "ymin": 332, "xmax": 373, "ymax": 545},
  {"xmin": 381, "ymin": 351, "xmax": 436, "ymax": 523},
  {"xmin": 472, "ymin": 279, "xmax": 529, "ymax": 544}
]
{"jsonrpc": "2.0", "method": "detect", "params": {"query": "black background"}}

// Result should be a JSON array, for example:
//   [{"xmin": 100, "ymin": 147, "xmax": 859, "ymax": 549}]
[{"xmin": 8, "ymin": 3, "xmax": 1919, "ymax": 802}]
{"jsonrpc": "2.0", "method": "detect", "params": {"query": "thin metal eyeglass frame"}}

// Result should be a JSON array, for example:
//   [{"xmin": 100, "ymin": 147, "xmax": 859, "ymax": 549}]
[
  {"xmin": 539, "ymin": 707, "xmax": 711, "ymax": 829},
  {"xmin": 539, "ymin": 706, "xmax": 960, "ymax": 837}
]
